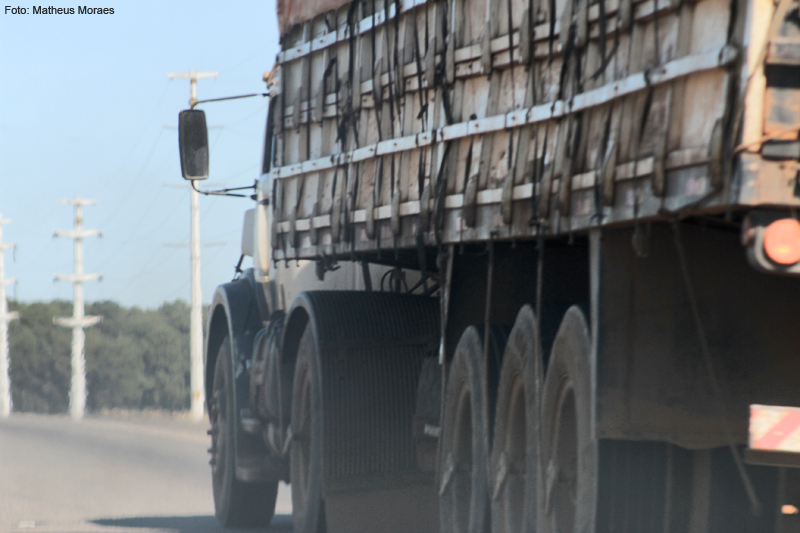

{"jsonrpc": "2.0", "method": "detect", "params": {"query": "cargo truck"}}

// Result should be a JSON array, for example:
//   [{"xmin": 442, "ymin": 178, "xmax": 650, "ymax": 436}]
[{"xmin": 177, "ymin": 0, "xmax": 800, "ymax": 530}]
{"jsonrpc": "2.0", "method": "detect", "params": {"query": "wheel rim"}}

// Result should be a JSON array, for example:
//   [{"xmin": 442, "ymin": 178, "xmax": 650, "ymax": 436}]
[
  {"xmin": 452, "ymin": 383, "xmax": 473, "ymax": 531},
  {"xmin": 500, "ymin": 374, "xmax": 527, "ymax": 531},
  {"xmin": 550, "ymin": 379, "xmax": 577, "ymax": 533}
]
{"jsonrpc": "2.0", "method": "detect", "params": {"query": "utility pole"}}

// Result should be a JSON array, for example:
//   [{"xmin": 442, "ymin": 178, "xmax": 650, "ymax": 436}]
[
  {"xmin": 0, "ymin": 215, "xmax": 18, "ymax": 418},
  {"xmin": 54, "ymin": 197, "xmax": 102, "ymax": 421},
  {"xmin": 167, "ymin": 69, "xmax": 217, "ymax": 106},
  {"xmin": 167, "ymin": 69, "xmax": 217, "ymax": 422}
]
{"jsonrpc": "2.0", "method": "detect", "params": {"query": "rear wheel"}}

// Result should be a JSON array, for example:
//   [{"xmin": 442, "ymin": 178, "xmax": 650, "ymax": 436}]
[
  {"xmin": 288, "ymin": 292, "xmax": 441, "ymax": 533},
  {"xmin": 439, "ymin": 325, "xmax": 508, "ymax": 533},
  {"xmin": 491, "ymin": 305, "xmax": 543, "ymax": 533},
  {"xmin": 209, "ymin": 335, "xmax": 278, "ymax": 528},
  {"xmin": 540, "ymin": 306, "xmax": 596, "ymax": 533}
]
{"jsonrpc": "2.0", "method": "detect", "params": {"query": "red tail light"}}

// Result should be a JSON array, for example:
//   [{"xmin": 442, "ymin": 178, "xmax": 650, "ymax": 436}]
[{"xmin": 764, "ymin": 218, "xmax": 800, "ymax": 265}]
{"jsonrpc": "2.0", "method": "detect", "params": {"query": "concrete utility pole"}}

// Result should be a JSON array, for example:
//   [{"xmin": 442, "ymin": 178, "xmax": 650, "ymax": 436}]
[
  {"xmin": 167, "ymin": 69, "xmax": 217, "ymax": 106},
  {"xmin": 0, "ymin": 216, "xmax": 18, "ymax": 418},
  {"xmin": 54, "ymin": 197, "xmax": 102, "ymax": 421},
  {"xmin": 167, "ymin": 70, "xmax": 217, "ymax": 422}
]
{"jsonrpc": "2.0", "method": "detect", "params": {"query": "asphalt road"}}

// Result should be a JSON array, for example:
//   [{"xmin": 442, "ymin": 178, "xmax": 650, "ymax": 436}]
[{"xmin": 0, "ymin": 414, "xmax": 292, "ymax": 533}]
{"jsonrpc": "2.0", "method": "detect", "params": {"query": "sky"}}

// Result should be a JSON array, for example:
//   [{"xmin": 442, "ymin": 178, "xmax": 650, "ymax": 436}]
[{"xmin": 0, "ymin": 1, "xmax": 281, "ymax": 308}]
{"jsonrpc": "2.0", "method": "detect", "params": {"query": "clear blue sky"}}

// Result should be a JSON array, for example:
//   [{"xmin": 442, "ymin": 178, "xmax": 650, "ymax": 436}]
[{"xmin": 1, "ymin": 1, "xmax": 280, "ymax": 308}]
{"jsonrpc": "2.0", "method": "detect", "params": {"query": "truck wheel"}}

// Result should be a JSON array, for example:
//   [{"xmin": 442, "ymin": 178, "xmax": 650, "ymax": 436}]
[
  {"xmin": 439, "ymin": 325, "xmax": 508, "ymax": 533},
  {"xmin": 209, "ymin": 335, "xmax": 279, "ymax": 528},
  {"xmin": 491, "ymin": 305, "xmax": 543, "ymax": 533},
  {"xmin": 290, "ymin": 326, "xmax": 325, "ymax": 533},
  {"xmin": 288, "ymin": 292, "xmax": 440, "ymax": 533},
  {"xmin": 540, "ymin": 306, "xmax": 595, "ymax": 533}
]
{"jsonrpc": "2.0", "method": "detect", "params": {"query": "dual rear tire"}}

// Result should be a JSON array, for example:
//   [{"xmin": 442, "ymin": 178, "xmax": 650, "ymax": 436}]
[
  {"xmin": 490, "ymin": 305, "xmax": 543, "ymax": 533},
  {"xmin": 287, "ymin": 292, "xmax": 441, "ymax": 533},
  {"xmin": 439, "ymin": 305, "xmax": 596, "ymax": 533},
  {"xmin": 438, "ymin": 325, "xmax": 509, "ymax": 533},
  {"xmin": 538, "ymin": 306, "xmax": 596, "ymax": 533}
]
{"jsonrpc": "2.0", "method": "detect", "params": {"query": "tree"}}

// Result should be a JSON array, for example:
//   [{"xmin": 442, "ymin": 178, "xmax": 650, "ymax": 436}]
[
  {"xmin": 8, "ymin": 301, "xmax": 72, "ymax": 413},
  {"xmin": 8, "ymin": 299, "xmax": 194, "ymax": 413}
]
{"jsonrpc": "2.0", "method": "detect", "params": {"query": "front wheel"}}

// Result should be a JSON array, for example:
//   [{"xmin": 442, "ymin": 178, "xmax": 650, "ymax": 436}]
[{"xmin": 209, "ymin": 334, "xmax": 278, "ymax": 528}]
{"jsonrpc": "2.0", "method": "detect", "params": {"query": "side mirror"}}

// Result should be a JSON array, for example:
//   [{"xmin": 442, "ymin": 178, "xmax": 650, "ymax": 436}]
[{"xmin": 178, "ymin": 109, "xmax": 209, "ymax": 180}]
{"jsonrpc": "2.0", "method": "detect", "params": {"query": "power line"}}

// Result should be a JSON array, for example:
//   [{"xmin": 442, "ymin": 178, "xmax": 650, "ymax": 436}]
[
  {"xmin": 161, "ymin": 241, "xmax": 230, "ymax": 302},
  {"xmin": 98, "ymin": 128, "xmax": 167, "ymax": 229},
  {"xmin": 107, "ymin": 183, "xmax": 224, "ymax": 288},
  {"xmin": 223, "ymin": 102, "xmax": 268, "ymax": 127},
  {"xmin": 120, "ymin": 193, "xmax": 188, "ymax": 245},
  {"xmin": 98, "ymin": 191, "xmax": 188, "ymax": 275},
  {"xmin": 92, "ymin": 81, "xmax": 172, "ymax": 199},
  {"xmin": 218, "ymin": 49, "xmax": 265, "ymax": 75},
  {"xmin": 116, "ymin": 246, "xmax": 181, "ymax": 299}
]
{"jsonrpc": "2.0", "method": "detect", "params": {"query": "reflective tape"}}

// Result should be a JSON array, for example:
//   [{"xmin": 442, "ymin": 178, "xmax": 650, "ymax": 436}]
[{"xmin": 749, "ymin": 404, "xmax": 800, "ymax": 453}]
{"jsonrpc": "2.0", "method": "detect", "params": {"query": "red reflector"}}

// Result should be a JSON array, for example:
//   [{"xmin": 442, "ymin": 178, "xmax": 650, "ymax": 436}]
[
  {"xmin": 763, "ymin": 218, "xmax": 800, "ymax": 265},
  {"xmin": 750, "ymin": 405, "xmax": 800, "ymax": 453}
]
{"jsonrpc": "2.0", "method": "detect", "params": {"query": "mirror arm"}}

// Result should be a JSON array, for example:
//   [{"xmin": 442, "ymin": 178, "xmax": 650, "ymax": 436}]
[
  {"xmin": 190, "ymin": 180, "xmax": 255, "ymax": 198},
  {"xmin": 190, "ymin": 93, "xmax": 269, "ymax": 109}
]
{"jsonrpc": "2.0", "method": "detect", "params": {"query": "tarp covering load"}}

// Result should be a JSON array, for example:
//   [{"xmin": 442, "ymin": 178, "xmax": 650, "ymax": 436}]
[{"xmin": 277, "ymin": 0, "xmax": 351, "ymax": 35}]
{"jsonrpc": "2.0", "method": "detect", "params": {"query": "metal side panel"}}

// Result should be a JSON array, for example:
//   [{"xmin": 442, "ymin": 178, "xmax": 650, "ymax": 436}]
[{"xmin": 595, "ymin": 222, "xmax": 800, "ymax": 449}]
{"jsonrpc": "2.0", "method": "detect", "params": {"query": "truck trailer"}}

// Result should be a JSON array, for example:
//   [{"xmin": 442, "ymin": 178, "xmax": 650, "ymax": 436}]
[{"xmin": 177, "ymin": 0, "xmax": 800, "ymax": 530}]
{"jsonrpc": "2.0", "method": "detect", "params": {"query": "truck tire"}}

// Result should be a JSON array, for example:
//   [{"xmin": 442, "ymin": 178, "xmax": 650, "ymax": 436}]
[
  {"xmin": 290, "ymin": 326, "xmax": 326, "ymax": 533},
  {"xmin": 540, "ymin": 306, "xmax": 595, "ymax": 533},
  {"xmin": 439, "ymin": 325, "xmax": 508, "ymax": 533},
  {"xmin": 209, "ymin": 335, "xmax": 279, "ymax": 528},
  {"xmin": 490, "ymin": 305, "xmax": 543, "ymax": 533},
  {"xmin": 288, "ymin": 292, "xmax": 441, "ymax": 533}
]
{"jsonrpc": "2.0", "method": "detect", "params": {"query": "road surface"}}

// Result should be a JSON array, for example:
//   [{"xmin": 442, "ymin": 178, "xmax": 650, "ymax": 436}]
[{"xmin": 0, "ymin": 413, "xmax": 292, "ymax": 533}]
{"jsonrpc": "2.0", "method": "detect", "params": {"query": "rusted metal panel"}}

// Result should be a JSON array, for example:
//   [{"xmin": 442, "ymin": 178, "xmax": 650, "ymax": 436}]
[
  {"xmin": 736, "ymin": 154, "xmax": 800, "ymax": 206},
  {"xmin": 277, "ymin": 0, "xmax": 351, "ymax": 36},
  {"xmin": 595, "ymin": 224, "xmax": 800, "ymax": 449},
  {"xmin": 768, "ymin": 38, "xmax": 800, "ymax": 66},
  {"xmin": 764, "ymin": 87, "xmax": 800, "ymax": 138}
]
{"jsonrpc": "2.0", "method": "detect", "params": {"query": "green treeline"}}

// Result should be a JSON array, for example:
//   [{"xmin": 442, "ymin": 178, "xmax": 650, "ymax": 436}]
[{"xmin": 7, "ymin": 300, "xmax": 196, "ymax": 414}]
